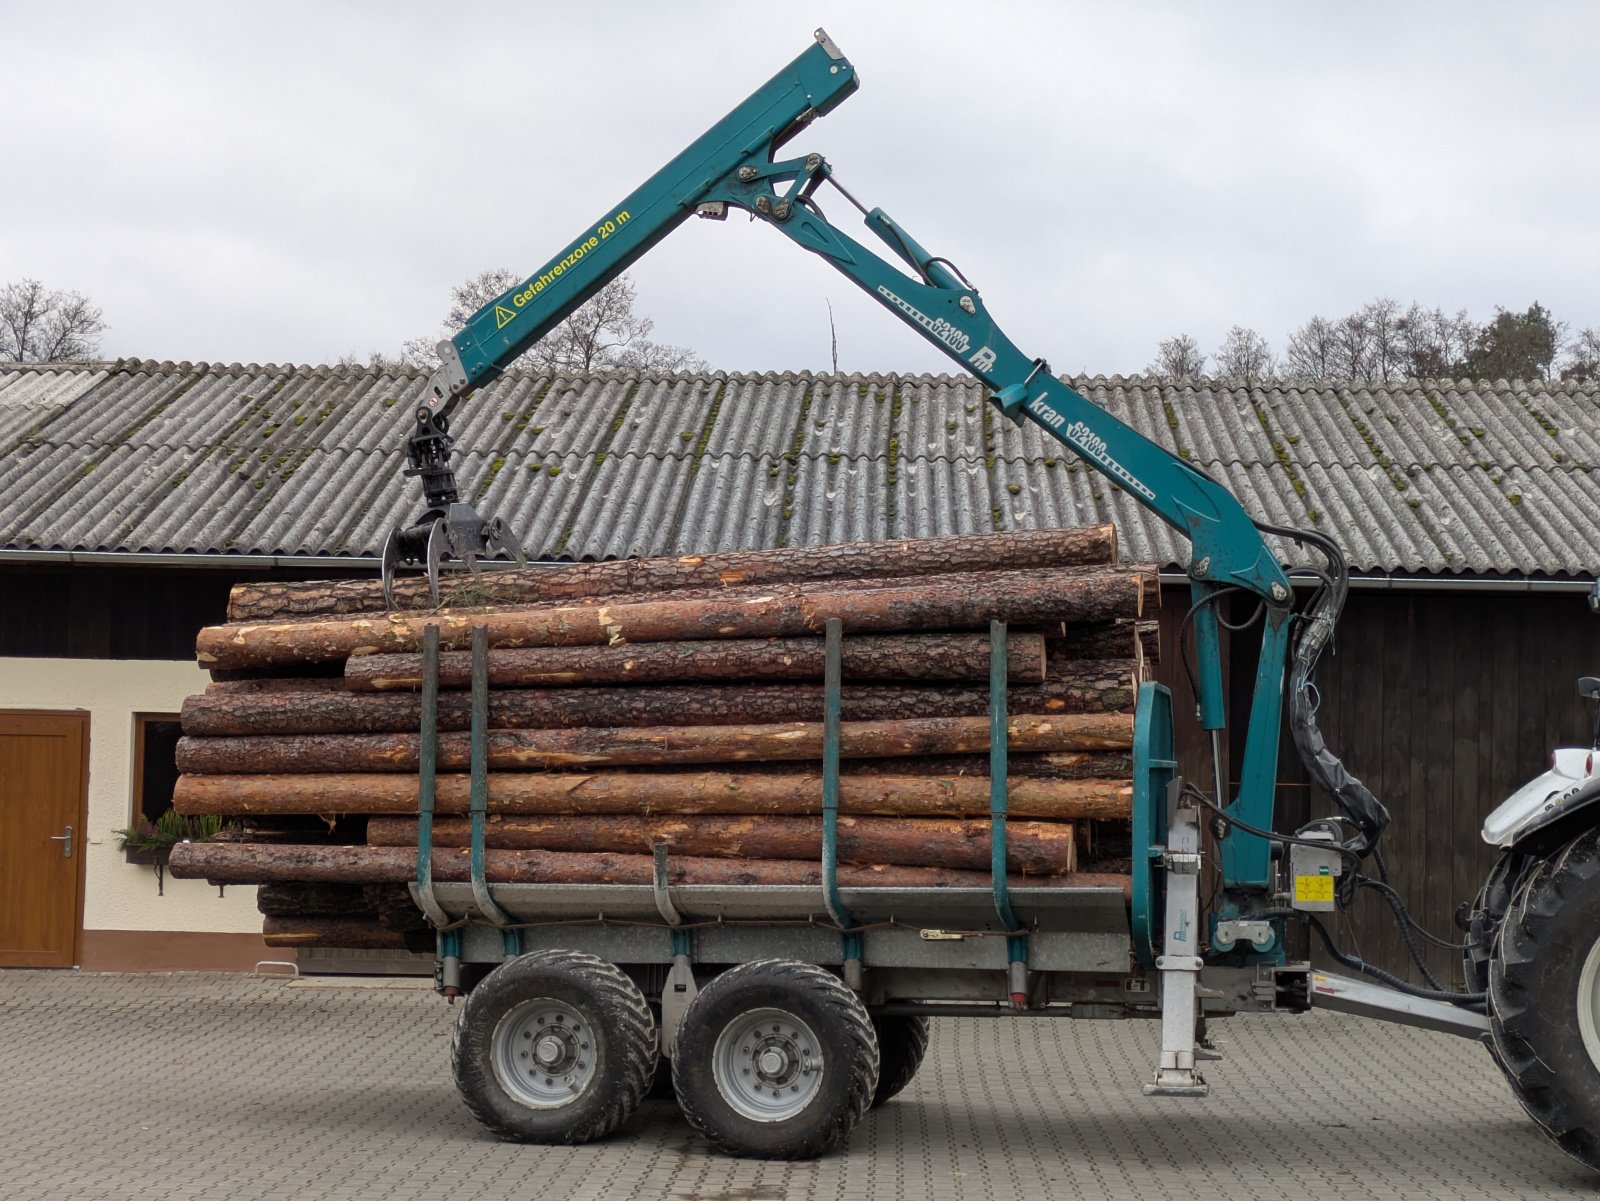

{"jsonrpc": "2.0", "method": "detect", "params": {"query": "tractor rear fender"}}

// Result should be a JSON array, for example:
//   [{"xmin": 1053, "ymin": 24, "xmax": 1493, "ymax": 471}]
[{"xmin": 1485, "ymin": 752, "xmax": 1600, "ymax": 850}]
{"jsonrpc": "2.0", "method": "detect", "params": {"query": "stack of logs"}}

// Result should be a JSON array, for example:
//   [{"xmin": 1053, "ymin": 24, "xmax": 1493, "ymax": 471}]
[{"xmin": 168, "ymin": 526, "xmax": 1155, "ymax": 952}]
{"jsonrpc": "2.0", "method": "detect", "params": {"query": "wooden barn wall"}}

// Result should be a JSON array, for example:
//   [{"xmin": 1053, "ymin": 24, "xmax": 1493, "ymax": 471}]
[
  {"xmin": 1155, "ymin": 582, "xmax": 1600, "ymax": 987},
  {"xmin": 0, "ymin": 566, "xmax": 364, "ymax": 660}
]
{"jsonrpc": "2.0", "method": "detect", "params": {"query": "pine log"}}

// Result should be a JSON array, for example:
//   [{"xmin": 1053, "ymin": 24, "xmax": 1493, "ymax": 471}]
[
  {"xmin": 175, "ymin": 711, "xmax": 1134, "ymax": 775},
  {"xmin": 344, "ymin": 631, "xmax": 1047, "ymax": 692},
  {"xmin": 227, "ymin": 527, "xmax": 1119, "ymax": 621},
  {"xmin": 175, "ymin": 769, "xmax": 1132, "ymax": 820},
  {"xmin": 171, "ymin": 841, "xmax": 1131, "ymax": 893},
  {"xmin": 256, "ymin": 882, "xmax": 373, "ymax": 917},
  {"xmin": 1055, "ymin": 619, "xmax": 1160, "ymax": 663},
  {"xmin": 367, "ymin": 813, "xmax": 1076, "ymax": 875},
  {"xmin": 181, "ymin": 662, "xmax": 1138, "ymax": 738},
  {"xmin": 195, "ymin": 567, "xmax": 1148, "ymax": 671},
  {"xmin": 261, "ymin": 916, "xmax": 413, "ymax": 950},
  {"xmin": 776, "ymin": 751, "xmax": 1135, "ymax": 780}
]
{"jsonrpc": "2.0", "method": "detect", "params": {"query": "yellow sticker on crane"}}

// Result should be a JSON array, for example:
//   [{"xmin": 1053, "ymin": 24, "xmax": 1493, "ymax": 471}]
[
  {"xmin": 494, "ymin": 305, "xmax": 517, "ymax": 330},
  {"xmin": 1295, "ymin": 875, "xmax": 1335, "ymax": 904}
]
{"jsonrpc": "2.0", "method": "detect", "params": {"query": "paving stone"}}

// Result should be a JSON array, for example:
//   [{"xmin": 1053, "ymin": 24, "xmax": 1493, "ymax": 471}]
[{"xmin": 0, "ymin": 970, "xmax": 1592, "ymax": 1200}]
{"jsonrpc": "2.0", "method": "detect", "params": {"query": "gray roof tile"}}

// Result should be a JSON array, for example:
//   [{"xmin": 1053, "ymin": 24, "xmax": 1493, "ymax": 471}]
[{"xmin": 0, "ymin": 360, "xmax": 1594, "ymax": 576}]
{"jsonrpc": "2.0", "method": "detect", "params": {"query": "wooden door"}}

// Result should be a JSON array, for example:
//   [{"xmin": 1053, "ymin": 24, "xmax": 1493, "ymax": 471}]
[{"xmin": 0, "ymin": 712, "xmax": 87, "ymax": 968}]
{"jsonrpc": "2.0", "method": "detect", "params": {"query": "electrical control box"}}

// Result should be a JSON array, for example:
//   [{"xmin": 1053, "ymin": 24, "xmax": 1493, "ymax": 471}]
[{"xmin": 1289, "ymin": 832, "xmax": 1342, "ymax": 912}]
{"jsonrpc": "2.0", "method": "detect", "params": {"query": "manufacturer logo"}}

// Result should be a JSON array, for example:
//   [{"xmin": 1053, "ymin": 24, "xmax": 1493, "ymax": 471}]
[
  {"xmin": 1025, "ymin": 394, "xmax": 1157, "ymax": 501},
  {"xmin": 969, "ymin": 345, "xmax": 997, "ymax": 372},
  {"xmin": 876, "ymin": 286, "xmax": 971, "ymax": 354}
]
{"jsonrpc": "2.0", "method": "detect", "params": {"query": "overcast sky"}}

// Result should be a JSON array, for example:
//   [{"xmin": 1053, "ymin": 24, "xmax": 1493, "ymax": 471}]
[{"xmin": 6, "ymin": 2, "xmax": 1597, "ymax": 377}]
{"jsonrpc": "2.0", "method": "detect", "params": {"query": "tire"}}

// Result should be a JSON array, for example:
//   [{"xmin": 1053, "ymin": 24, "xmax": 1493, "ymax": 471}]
[
  {"xmin": 452, "ymin": 949, "xmax": 656, "ymax": 1144},
  {"xmin": 1488, "ymin": 827, "xmax": 1600, "ymax": 1172},
  {"xmin": 673, "ymin": 960, "xmax": 878, "ymax": 1159},
  {"xmin": 870, "ymin": 1015, "xmax": 930, "ymax": 1107},
  {"xmin": 645, "ymin": 1003, "xmax": 675, "ymax": 1100}
]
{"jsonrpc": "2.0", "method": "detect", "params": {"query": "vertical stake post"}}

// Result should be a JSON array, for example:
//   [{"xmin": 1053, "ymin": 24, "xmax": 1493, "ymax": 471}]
[
  {"xmin": 989, "ymin": 619, "xmax": 1029, "ymax": 1006},
  {"xmin": 822, "ymin": 618, "xmax": 863, "ymax": 985}
]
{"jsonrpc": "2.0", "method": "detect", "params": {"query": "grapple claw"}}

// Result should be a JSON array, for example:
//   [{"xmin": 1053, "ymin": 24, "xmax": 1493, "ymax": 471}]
[{"xmin": 379, "ymin": 502, "xmax": 523, "ymax": 610}]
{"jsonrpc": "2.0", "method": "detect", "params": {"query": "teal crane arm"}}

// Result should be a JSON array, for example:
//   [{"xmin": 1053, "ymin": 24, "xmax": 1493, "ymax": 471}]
[{"xmin": 399, "ymin": 29, "xmax": 1309, "ymax": 907}]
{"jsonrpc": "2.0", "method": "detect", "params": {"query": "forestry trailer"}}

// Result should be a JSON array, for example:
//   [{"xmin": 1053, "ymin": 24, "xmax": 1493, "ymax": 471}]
[{"xmin": 376, "ymin": 30, "xmax": 1600, "ymax": 1165}]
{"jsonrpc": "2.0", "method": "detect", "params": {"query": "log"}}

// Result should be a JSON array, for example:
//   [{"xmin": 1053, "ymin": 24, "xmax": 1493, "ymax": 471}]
[
  {"xmin": 255, "ymin": 882, "xmax": 373, "ymax": 917},
  {"xmin": 227, "ymin": 527, "xmax": 1119, "ymax": 620},
  {"xmin": 368, "ymin": 813, "xmax": 1077, "ymax": 874},
  {"xmin": 175, "ymin": 770, "xmax": 1132, "ymax": 820},
  {"xmin": 171, "ymin": 841, "xmax": 1132, "ymax": 893},
  {"xmin": 180, "ymin": 662, "xmax": 1138, "ymax": 738},
  {"xmin": 344, "ymin": 631, "xmax": 1048, "ymax": 692},
  {"xmin": 1055, "ymin": 620, "xmax": 1159, "ymax": 663},
  {"xmin": 174, "ymin": 711, "xmax": 1135, "ymax": 774},
  {"xmin": 759, "ymin": 751, "xmax": 1135, "ymax": 781},
  {"xmin": 261, "ymin": 916, "xmax": 413, "ymax": 950},
  {"xmin": 195, "ymin": 567, "xmax": 1148, "ymax": 670}
]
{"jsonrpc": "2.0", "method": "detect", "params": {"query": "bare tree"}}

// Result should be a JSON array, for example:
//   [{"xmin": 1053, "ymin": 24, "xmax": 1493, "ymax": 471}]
[
  {"xmin": 1561, "ymin": 327, "xmax": 1600, "ymax": 383},
  {"xmin": 404, "ymin": 270, "xmax": 705, "ymax": 373},
  {"xmin": 0, "ymin": 278, "xmax": 107, "ymax": 362},
  {"xmin": 1212, "ymin": 325, "xmax": 1275, "ymax": 380},
  {"xmin": 1284, "ymin": 315, "xmax": 1339, "ymax": 381},
  {"xmin": 1396, "ymin": 304, "xmax": 1478, "ymax": 379},
  {"xmin": 1148, "ymin": 333, "xmax": 1206, "ymax": 379}
]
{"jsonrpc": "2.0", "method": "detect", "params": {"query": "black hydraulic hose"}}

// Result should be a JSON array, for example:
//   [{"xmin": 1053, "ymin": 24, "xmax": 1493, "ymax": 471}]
[
  {"xmin": 1307, "ymin": 916, "xmax": 1486, "ymax": 1009},
  {"xmin": 1363, "ymin": 880, "xmax": 1447, "ymax": 991},
  {"xmin": 1357, "ymin": 877, "xmax": 1472, "ymax": 951},
  {"xmin": 1255, "ymin": 519, "xmax": 1391, "ymax": 856}
]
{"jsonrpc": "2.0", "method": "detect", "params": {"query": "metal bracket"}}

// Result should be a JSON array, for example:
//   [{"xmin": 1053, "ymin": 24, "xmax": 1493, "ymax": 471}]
[
  {"xmin": 652, "ymin": 842, "xmax": 697, "ymax": 1057},
  {"xmin": 1144, "ymin": 777, "xmax": 1209, "ymax": 1097},
  {"xmin": 1213, "ymin": 918, "xmax": 1276, "ymax": 953}
]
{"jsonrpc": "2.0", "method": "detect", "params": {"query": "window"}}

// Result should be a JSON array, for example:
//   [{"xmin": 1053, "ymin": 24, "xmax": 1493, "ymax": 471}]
[{"xmin": 127, "ymin": 713, "xmax": 182, "ymax": 864}]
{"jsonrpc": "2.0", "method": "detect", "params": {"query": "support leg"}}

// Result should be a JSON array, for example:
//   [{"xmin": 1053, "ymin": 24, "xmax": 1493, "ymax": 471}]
[{"xmin": 1144, "ymin": 780, "xmax": 1208, "ymax": 1097}]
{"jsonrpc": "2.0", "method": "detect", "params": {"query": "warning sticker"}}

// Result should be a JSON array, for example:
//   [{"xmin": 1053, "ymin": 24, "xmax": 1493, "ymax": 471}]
[
  {"xmin": 494, "ymin": 305, "xmax": 516, "ymax": 330},
  {"xmin": 1295, "ymin": 875, "xmax": 1335, "ymax": 904}
]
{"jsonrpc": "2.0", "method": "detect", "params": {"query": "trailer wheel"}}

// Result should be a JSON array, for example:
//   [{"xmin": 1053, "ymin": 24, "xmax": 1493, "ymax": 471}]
[
  {"xmin": 870, "ymin": 1015, "xmax": 930, "ymax": 1107},
  {"xmin": 1489, "ymin": 827, "xmax": 1600, "ymax": 1172},
  {"xmin": 452, "ymin": 950, "xmax": 655, "ymax": 1144},
  {"xmin": 673, "ymin": 960, "xmax": 878, "ymax": 1159}
]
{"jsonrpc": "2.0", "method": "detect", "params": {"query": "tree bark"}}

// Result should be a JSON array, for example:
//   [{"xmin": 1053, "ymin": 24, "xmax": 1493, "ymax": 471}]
[
  {"xmin": 180, "ymin": 662, "xmax": 1138, "ymax": 738},
  {"xmin": 255, "ymin": 882, "xmax": 372, "ymax": 917},
  {"xmin": 196, "ymin": 567, "xmax": 1149, "ymax": 671},
  {"xmin": 170, "ymin": 841, "xmax": 1131, "ymax": 893},
  {"xmin": 174, "ymin": 711, "xmax": 1134, "ymax": 774},
  {"xmin": 260, "ymin": 916, "xmax": 413, "ymax": 950},
  {"xmin": 366, "ymin": 814, "xmax": 1077, "ymax": 875},
  {"xmin": 227, "ymin": 527, "xmax": 1119, "ymax": 621},
  {"xmin": 175, "ymin": 770, "xmax": 1132, "ymax": 820},
  {"xmin": 343, "ymin": 631, "xmax": 1048, "ymax": 692},
  {"xmin": 1054, "ymin": 620, "xmax": 1159, "ymax": 663}
]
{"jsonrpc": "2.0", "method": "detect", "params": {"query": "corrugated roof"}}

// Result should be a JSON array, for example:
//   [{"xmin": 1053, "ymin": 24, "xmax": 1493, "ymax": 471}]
[{"xmin": 1, "ymin": 359, "xmax": 1595, "ymax": 577}]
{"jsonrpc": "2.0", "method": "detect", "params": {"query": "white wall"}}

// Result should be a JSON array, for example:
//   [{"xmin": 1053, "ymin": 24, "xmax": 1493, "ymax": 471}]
[{"xmin": 0, "ymin": 656, "xmax": 260, "ymax": 933}]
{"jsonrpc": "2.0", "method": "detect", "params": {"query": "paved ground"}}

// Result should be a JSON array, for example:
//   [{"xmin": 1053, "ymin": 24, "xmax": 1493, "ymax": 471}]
[{"xmin": 1, "ymin": 970, "xmax": 1593, "ymax": 1201}]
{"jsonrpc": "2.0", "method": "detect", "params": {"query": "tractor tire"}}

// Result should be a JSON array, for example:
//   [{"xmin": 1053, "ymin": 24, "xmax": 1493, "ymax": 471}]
[
  {"xmin": 452, "ymin": 949, "xmax": 656, "ymax": 1145},
  {"xmin": 673, "ymin": 960, "xmax": 878, "ymax": 1159},
  {"xmin": 1488, "ymin": 827, "xmax": 1600, "ymax": 1172},
  {"xmin": 1465, "ymin": 852, "xmax": 1522, "ymax": 995},
  {"xmin": 870, "ymin": 1015, "xmax": 930, "ymax": 1107}
]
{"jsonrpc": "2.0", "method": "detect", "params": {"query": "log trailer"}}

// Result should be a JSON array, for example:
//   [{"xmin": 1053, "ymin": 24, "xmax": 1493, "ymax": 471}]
[{"xmin": 377, "ymin": 30, "xmax": 1600, "ymax": 1165}]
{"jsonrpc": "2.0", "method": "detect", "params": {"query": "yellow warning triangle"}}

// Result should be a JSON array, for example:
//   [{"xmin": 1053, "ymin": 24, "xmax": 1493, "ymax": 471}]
[{"xmin": 494, "ymin": 305, "xmax": 516, "ymax": 330}]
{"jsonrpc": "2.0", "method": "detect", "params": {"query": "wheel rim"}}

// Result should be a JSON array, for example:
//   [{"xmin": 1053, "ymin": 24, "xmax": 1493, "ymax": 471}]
[
  {"xmin": 711, "ymin": 1007, "xmax": 824, "ymax": 1122},
  {"xmin": 1579, "ymin": 935, "xmax": 1600, "ymax": 1072},
  {"xmin": 491, "ymin": 998, "xmax": 597, "ymax": 1109}
]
